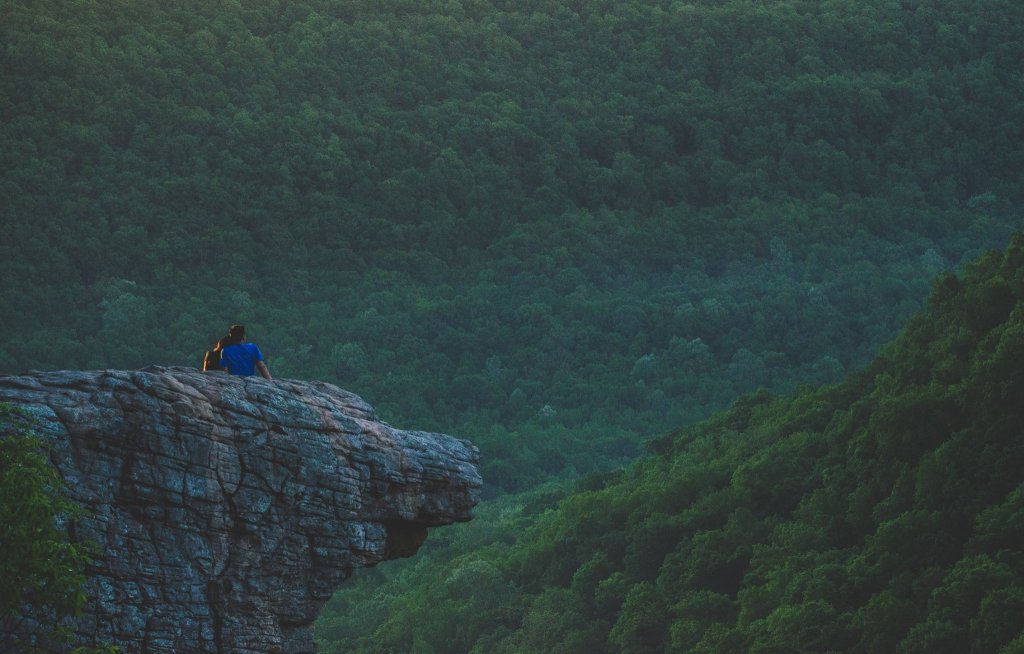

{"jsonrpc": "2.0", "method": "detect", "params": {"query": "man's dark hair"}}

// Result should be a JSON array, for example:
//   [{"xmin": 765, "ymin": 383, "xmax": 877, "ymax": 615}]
[{"xmin": 224, "ymin": 324, "xmax": 246, "ymax": 346}]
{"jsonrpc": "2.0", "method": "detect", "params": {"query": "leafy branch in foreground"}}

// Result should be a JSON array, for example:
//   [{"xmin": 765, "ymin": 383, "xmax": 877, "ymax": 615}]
[{"xmin": 0, "ymin": 404, "xmax": 115, "ymax": 654}]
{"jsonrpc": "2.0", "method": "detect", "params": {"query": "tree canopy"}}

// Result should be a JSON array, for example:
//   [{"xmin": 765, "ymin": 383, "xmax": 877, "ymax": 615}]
[
  {"xmin": 2, "ymin": 0, "xmax": 1023, "ymax": 492},
  {"xmin": 316, "ymin": 232, "xmax": 1024, "ymax": 653},
  {"xmin": 2, "ymin": 0, "xmax": 1024, "ymax": 649}
]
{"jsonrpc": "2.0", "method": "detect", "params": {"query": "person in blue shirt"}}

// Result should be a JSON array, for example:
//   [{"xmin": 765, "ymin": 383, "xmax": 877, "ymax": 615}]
[{"xmin": 219, "ymin": 324, "xmax": 272, "ymax": 379}]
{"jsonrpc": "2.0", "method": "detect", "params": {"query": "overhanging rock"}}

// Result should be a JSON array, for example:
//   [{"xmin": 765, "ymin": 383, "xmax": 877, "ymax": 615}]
[{"xmin": 0, "ymin": 366, "xmax": 481, "ymax": 653}]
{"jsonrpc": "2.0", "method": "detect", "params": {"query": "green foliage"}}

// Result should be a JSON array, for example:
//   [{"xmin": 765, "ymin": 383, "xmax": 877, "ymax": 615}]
[
  {"xmin": 3, "ymin": 0, "xmax": 1024, "ymax": 647},
  {"xmin": 0, "ymin": 404, "xmax": 103, "ymax": 652},
  {"xmin": 2, "ymin": 0, "xmax": 1024, "ymax": 496},
  {"xmin": 320, "ymin": 234, "xmax": 1024, "ymax": 652}
]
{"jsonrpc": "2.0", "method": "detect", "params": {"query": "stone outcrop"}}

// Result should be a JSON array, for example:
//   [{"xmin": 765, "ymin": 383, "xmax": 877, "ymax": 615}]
[{"xmin": 0, "ymin": 366, "xmax": 481, "ymax": 653}]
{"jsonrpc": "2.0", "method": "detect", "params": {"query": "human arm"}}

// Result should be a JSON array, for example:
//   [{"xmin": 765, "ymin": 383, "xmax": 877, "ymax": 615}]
[{"xmin": 256, "ymin": 361, "xmax": 272, "ymax": 380}]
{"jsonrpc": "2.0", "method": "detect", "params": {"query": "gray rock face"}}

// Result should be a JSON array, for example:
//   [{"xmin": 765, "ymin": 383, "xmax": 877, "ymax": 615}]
[{"xmin": 0, "ymin": 367, "xmax": 481, "ymax": 653}]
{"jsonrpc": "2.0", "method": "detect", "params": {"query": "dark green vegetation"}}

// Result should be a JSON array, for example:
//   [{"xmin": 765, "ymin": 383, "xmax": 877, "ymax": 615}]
[
  {"xmin": 317, "ymin": 233, "xmax": 1024, "ymax": 653},
  {"xmin": 0, "ymin": 405, "xmax": 96, "ymax": 652},
  {"xmin": 2, "ymin": 0, "xmax": 1024, "ymax": 650},
  {"xmin": 2, "ymin": 0, "xmax": 1023, "ymax": 493}
]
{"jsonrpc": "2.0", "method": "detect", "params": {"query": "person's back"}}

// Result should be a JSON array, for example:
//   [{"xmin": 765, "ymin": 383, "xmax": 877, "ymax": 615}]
[
  {"xmin": 202, "ymin": 336, "xmax": 229, "ymax": 372},
  {"xmin": 220, "ymin": 342, "xmax": 263, "ymax": 376},
  {"xmin": 219, "ymin": 325, "xmax": 272, "ymax": 380}
]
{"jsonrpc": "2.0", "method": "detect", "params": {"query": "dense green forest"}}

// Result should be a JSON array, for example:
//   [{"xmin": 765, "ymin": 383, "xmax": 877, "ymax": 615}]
[
  {"xmin": 2, "ymin": 0, "xmax": 1023, "ymax": 492},
  {"xmin": 3, "ymin": 0, "xmax": 1024, "ymax": 650},
  {"xmin": 317, "ymin": 232, "xmax": 1024, "ymax": 653}
]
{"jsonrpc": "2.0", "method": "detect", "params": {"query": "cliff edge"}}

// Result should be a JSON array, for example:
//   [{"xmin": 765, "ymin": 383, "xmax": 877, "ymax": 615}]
[{"xmin": 0, "ymin": 366, "xmax": 481, "ymax": 653}]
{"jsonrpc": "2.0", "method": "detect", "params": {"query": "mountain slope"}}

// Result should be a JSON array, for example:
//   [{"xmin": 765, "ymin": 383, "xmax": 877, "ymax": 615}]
[
  {"xmin": 2, "ymin": 1, "xmax": 1023, "ymax": 493},
  {"xmin": 319, "ymin": 232, "xmax": 1024, "ymax": 652}
]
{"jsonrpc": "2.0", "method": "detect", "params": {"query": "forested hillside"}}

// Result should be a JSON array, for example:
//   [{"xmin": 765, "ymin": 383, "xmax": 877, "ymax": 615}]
[
  {"xmin": 2, "ymin": 0, "xmax": 1023, "ymax": 490},
  {"xmin": 317, "ymin": 232, "xmax": 1024, "ymax": 653},
  {"xmin": 5, "ymin": 0, "xmax": 1024, "ymax": 651}
]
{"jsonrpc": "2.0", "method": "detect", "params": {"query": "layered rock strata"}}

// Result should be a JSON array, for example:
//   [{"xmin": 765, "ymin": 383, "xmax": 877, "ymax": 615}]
[{"xmin": 0, "ymin": 367, "xmax": 481, "ymax": 653}]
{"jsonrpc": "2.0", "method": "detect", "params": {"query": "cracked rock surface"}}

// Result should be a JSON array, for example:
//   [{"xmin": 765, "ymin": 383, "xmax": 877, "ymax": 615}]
[{"xmin": 0, "ymin": 366, "xmax": 481, "ymax": 653}]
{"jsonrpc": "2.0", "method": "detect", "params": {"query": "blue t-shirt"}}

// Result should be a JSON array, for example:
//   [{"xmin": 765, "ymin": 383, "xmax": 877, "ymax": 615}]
[{"xmin": 220, "ymin": 343, "xmax": 264, "ymax": 376}]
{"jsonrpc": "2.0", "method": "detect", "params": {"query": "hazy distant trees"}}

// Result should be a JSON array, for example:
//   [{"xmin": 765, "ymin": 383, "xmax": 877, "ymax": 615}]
[
  {"xmin": 318, "ymin": 234, "xmax": 1024, "ymax": 653},
  {"xmin": 1, "ymin": 0, "xmax": 1022, "ymax": 492}
]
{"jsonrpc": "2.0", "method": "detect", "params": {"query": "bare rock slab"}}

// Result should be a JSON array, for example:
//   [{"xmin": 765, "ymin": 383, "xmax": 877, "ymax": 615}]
[{"xmin": 0, "ymin": 366, "xmax": 481, "ymax": 653}]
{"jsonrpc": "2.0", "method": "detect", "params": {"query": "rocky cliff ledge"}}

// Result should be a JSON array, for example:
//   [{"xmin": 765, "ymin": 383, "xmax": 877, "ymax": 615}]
[{"xmin": 0, "ymin": 366, "xmax": 481, "ymax": 654}]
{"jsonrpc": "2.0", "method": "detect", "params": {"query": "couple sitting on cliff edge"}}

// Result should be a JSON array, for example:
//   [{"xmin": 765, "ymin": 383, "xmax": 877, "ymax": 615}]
[{"xmin": 202, "ymin": 324, "xmax": 272, "ymax": 380}]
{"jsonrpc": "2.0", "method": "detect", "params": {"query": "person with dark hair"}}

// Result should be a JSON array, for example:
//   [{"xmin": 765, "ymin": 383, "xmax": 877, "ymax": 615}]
[
  {"xmin": 201, "ymin": 335, "xmax": 230, "ymax": 372},
  {"xmin": 219, "ymin": 324, "xmax": 272, "ymax": 379}
]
